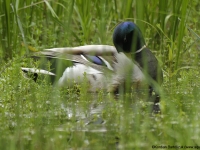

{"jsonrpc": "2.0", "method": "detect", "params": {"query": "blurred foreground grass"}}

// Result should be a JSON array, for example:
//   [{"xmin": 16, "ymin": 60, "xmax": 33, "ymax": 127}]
[{"xmin": 0, "ymin": 0, "xmax": 200, "ymax": 149}]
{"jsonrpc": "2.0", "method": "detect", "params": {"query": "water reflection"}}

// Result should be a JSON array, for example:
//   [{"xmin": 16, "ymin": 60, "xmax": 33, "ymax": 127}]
[
  {"xmin": 56, "ymin": 90, "xmax": 149, "ymax": 132},
  {"xmin": 54, "ymin": 91, "xmax": 152, "ymax": 149}
]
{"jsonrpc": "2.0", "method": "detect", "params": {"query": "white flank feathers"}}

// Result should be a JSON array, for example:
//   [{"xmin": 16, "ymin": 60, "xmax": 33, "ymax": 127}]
[
  {"xmin": 56, "ymin": 53, "xmax": 146, "ymax": 92},
  {"xmin": 107, "ymin": 53, "xmax": 145, "ymax": 92},
  {"xmin": 57, "ymin": 64, "xmax": 107, "ymax": 91}
]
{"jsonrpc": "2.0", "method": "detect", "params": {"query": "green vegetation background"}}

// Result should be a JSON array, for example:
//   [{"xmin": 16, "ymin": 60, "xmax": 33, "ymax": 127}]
[{"xmin": 0, "ymin": 0, "xmax": 200, "ymax": 149}]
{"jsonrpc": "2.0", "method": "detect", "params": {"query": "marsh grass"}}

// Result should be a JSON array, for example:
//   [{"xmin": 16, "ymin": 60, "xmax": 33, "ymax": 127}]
[{"xmin": 0, "ymin": 0, "xmax": 200, "ymax": 149}]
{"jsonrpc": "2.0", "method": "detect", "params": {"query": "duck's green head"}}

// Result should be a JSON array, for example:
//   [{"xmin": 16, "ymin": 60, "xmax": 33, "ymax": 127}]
[{"xmin": 113, "ymin": 21, "xmax": 145, "ymax": 54}]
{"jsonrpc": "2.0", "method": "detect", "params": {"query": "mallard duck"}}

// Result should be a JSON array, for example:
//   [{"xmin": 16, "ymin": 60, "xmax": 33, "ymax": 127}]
[{"xmin": 22, "ymin": 21, "xmax": 163, "ymax": 111}]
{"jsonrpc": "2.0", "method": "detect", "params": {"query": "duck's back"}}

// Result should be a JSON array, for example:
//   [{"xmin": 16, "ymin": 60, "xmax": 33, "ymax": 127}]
[{"xmin": 135, "ymin": 48, "xmax": 163, "ymax": 85}]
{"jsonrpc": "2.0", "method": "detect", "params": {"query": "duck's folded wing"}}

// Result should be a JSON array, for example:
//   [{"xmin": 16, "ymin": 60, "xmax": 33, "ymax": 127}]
[
  {"xmin": 43, "ymin": 45, "xmax": 117, "ymax": 56},
  {"xmin": 33, "ymin": 45, "xmax": 117, "ymax": 72}
]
